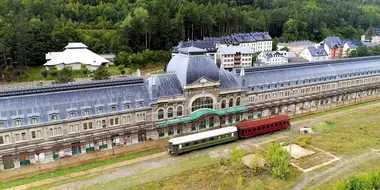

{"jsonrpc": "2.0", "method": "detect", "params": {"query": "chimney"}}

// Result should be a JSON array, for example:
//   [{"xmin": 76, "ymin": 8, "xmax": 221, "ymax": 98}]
[
  {"xmin": 136, "ymin": 69, "xmax": 141, "ymax": 77},
  {"xmin": 240, "ymin": 68, "xmax": 245, "ymax": 76},
  {"xmin": 152, "ymin": 76, "xmax": 156, "ymax": 86}
]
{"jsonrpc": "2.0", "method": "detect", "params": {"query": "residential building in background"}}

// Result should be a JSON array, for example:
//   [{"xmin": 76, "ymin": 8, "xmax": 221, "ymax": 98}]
[
  {"xmin": 361, "ymin": 27, "xmax": 380, "ymax": 43},
  {"xmin": 99, "ymin": 54, "xmax": 116, "ymax": 65},
  {"xmin": 171, "ymin": 40, "xmax": 217, "ymax": 62},
  {"xmin": 44, "ymin": 43, "xmax": 109, "ymax": 71},
  {"xmin": 204, "ymin": 32, "xmax": 272, "ymax": 53},
  {"xmin": 220, "ymin": 46, "xmax": 253, "ymax": 68},
  {"xmin": 277, "ymin": 41, "xmax": 315, "ymax": 55},
  {"xmin": 257, "ymin": 51, "xmax": 288, "ymax": 65},
  {"xmin": 300, "ymin": 46, "xmax": 328, "ymax": 61},
  {"xmin": 342, "ymin": 40, "xmax": 359, "ymax": 57},
  {"xmin": 322, "ymin": 36, "xmax": 344, "ymax": 59}
]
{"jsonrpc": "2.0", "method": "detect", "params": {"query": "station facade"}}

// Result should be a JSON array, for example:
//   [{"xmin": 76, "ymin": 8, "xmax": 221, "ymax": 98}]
[{"xmin": 1, "ymin": 47, "xmax": 380, "ymax": 170}]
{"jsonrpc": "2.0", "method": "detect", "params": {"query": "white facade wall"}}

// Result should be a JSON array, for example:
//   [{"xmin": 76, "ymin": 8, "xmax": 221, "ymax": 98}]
[
  {"xmin": 216, "ymin": 40, "xmax": 272, "ymax": 54},
  {"xmin": 299, "ymin": 49, "xmax": 328, "ymax": 61}
]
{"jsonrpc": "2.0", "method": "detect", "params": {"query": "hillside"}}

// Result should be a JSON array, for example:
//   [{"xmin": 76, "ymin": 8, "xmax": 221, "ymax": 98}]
[{"xmin": 1, "ymin": 0, "xmax": 380, "ymax": 67}]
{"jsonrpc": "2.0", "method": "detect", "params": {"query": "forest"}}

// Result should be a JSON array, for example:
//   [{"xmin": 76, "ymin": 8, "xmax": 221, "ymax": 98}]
[{"xmin": 1, "ymin": 0, "xmax": 380, "ymax": 69}]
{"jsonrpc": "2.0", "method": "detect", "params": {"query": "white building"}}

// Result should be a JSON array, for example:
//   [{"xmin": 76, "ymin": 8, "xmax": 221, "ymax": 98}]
[
  {"xmin": 300, "ymin": 46, "xmax": 328, "ymax": 61},
  {"xmin": 361, "ymin": 27, "xmax": 380, "ymax": 43},
  {"xmin": 204, "ymin": 32, "xmax": 272, "ymax": 54},
  {"xmin": 219, "ymin": 46, "xmax": 254, "ymax": 69},
  {"xmin": 257, "ymin": 51, "xmax": 288, "ymax": 65},
  {"xmin": 44, "ymin": 43, "xmax": 109, "ymax": 71}
]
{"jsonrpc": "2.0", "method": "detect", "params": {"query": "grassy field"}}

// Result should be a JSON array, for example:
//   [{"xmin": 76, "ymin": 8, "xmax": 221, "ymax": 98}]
[
  {"xmin": 1, "ymin": 148, "xmax": 164, "ymax": 189},
  {"xmin": 291, "ymin": 98, "xmax": 380, "ymax": 122},
  {"xmin": 17, "ymin": 63, "xmax": 166, "ymax": 82}
]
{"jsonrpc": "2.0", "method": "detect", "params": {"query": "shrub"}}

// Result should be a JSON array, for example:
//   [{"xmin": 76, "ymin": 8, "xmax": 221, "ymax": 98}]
[
  {"xmin": 266, "ymin": 142, "xmax": 291, "ymax": 180},
  {"xmin": 295, "ymin": 135, "xmax": 311, "ymax": 147}
]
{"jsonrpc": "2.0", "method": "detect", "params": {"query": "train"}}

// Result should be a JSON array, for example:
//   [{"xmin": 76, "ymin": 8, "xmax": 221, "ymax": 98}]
[{"xmin": 168, "ymin": 115, "xmax": 290, "ymax": 155}]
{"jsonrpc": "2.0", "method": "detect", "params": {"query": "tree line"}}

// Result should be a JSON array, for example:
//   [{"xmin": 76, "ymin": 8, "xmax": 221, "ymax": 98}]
[{"xmin": 1, "ymin": 0, "xmax": 380, "ymax": 70}]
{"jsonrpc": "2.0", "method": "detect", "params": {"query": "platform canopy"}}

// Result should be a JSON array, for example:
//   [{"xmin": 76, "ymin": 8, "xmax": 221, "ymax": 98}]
[{"xmin": 159, "ymin": 106, "xmax": 247, "ymax": 128}]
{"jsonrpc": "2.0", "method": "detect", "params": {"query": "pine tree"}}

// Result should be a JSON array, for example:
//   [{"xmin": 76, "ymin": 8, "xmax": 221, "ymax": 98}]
[
  {"xmin": 92, "ymin": 66, "xmax": 111, "ymax": 80},
  {"xmin": 55, "ymin": 66, "xmax": 74, "ymax": 84}
]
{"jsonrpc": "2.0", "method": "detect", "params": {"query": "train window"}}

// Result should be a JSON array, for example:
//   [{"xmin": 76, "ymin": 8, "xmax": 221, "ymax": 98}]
[
  {"xmin": 261, "ymin": 126, "xmax": 265, "ymax": 130},
  {"xmin": 185, "ymin": 143, "xmax": 190, "ymax": 147},
  {"xmin": 283, "ymin": 121, "xmax": 287, "ymax": 125},
  {"xmin": 210, "ymin": 137, "xmax": 214, "ymax": 141},
  {"xmin": 266, "ymin": 125, "xmax": 269, "ymax": 129},
  {"xmin": 253, "ymin": 128, "xmax": 256, "ymax": 131},
  {"xmin": 271, "ymin": 124, "xmax": 274, "ymax": 128},
  {"xmin": 194, "ymin": 141, "xmax": 199, "ymax": 145},
  {"xmin": 257, "ymin": 127, "xmax": 260, "ymax": 131},
  {"xmin": 248, "ymin": 129, "xmax": 251, "ymax": 132},
  {"xmin": 202, "ymin": 139, "xmax": 207, "ymax": 143}
]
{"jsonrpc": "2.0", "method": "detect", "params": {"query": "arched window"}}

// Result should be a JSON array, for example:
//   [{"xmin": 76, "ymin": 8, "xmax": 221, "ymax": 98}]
[
  {"xmin": 167, "ymin": 108, "xmax": 173, "ymax": 118},
  {"xmin": 229, "ymin": 98, "xmax": 234, "ymax": 107},
  {"xmin": 221, "ymin": 100, "xmax": 226, "ymax": 109},
  {"xmin": 236, "ymin": 97, "xmax": 241, "ymax": 106},
  {"xmin": 191, "ymin": 97, "xmax": 213, "ymax": 112},
  {"xmin": 157, "ymin": 109, "xmax": 164, "ymax": 120},
  {"xmin": 177, "ymin": 106, "xmax": 183, "ymax": 117}
]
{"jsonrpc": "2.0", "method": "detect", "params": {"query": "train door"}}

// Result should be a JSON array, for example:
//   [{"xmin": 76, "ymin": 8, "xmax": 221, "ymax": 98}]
[
  {"xmin": 19, "ymin": 152, "xmax": 30, "ymax": 166},
  {"xmin": 2, "ymin": 155, "xmax": 14, "ymax": 170}
]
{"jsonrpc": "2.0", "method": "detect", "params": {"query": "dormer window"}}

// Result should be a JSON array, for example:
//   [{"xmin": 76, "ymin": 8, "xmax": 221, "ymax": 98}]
[
  {"xmin": 110, "ymin": 105, "xmax": 117, "ymax": 112},
  {"xmin": 97, "ymin": 107, "xmax": 104, "ymax": 114},
  {"xmin": 137, "ymin": 101, "xmax": 144, "ymax": 108},
  {"xmin": 0, "ymin": 120, "xmax": 5, "ymax": 127},
  {"xmin": 30, "ymin": 117, "xmax": 39, "ymax": 124},
  {"xmin": 70, "ymin": 111, "xmax": 77, "ymax": 118},
  {"xmin": 14, "ymin": 119, "xmax": 22, "ymax": 126},
  {"xmin": 83, "ymin": 109, "xmax": 90, "ymax": 116},
  {"xmin": 124, "ymin": 104, "xmax": 130, "ymax": 110},
  {"xmin": 50, "ymin": 114, "xmax": 58, "ymax": 121}
]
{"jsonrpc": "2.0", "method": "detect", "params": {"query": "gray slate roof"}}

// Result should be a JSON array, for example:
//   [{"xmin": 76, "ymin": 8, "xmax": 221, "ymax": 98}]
[
  {"xmin": 323, "ymin": 36, "xmax": 344, "ymax": 48},
  {"xmin": 204, "ymin": 32, "xmax": 272, "ymax": 45},
  {"xmin": 307, "ymin": 46, "xmax": 328, "ymax": 57},
  {"xmin": 219, "ymin": 68, "xmax": 241, "ymax": 90},
  {"xmin": 167, "ymin": 52, "xmax": 219, "ymax": 86},
  {"xmin": 146, "ymin": 74, "xmax": 183, "ymax": 100},
  {"xmin": 0, "ymin": 78, "xmax": 150, "ymax": 130},
  {"xmin": 234, "ymin": 56, "xmax": 380, "ymax": 92},
  {"xmin": 172, "ymin": 40, "xmax": 217, "ymax": 53}
]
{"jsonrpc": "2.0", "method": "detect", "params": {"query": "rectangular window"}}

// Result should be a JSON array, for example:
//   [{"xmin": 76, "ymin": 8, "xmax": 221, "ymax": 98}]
[
  {"xmin": 14, "ymin": 120, "xmax": 22, "ymax": 126},
  {"xmin": 49, "ymin": 128, "xmax": 53, "ymax": 136},
  {"xmin": 110, "ymin": 118, "xmax": 114, "ymax": 126},
  {"xmin": 0, "ymin": 136, "xmax": 3, "ymax": 144},
  {"xmin": 15, "ymin": 133, "xmax": 20, "ymax": 142},
  {"xmin": 83, "ymin": 123, "xmax": 88, "ymax": 130},
  {"xmin": 115, "ymin": 118, "xmax": 119, "ymax": 125},
  {"xmin": 0, "ymin": 121, "xmax": 5, "ymax": 127},
  {"xmin": 31, "ymin": 131, "xmax": 36, "ymax": 139},
  {"xmin": 37, "ymin": 130, "xmax": 42, "ymax": 138},
  {"xmin": 31, "ymin": 117, "xmax": 39, "ymax": 124},
  {"xmin": 102, "ymin": 120, "xmax": 106, "ymax": 128},
  {"xmin": 89, "ymin": 122, "xmax": 93, "ymax": 129},
  {"xmin": 5, "ymin": 135, "xmax": 10, "ymax": 143},
  {"xmin": 21, "ymin": 132, "xmax": 26, "ymax": 141}
]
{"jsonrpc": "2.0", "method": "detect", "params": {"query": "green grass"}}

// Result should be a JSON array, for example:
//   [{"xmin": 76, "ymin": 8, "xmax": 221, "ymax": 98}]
[
  {"xmin": 1, "ymin": 148, "xmax": 164, "ymax": 189},
  {"xmin": 308, "ymin": 106, "xmax": 380, "ymax": 156},
  {"xmin": 292, "ymin": 98, "xmax": 380, "ymax": 122},
  {"xmin": 82, "ymin": 155, "xmax": 219, "ymax": 190}
]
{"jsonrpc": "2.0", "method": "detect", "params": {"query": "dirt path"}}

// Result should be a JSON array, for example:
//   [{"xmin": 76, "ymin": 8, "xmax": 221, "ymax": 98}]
[
  {"xmin": 5, "ymin": 152, "xmax": 167, "ymax": 190},
  {"xmin": 293, "ymin": 151, "xmax": 380, "ymax": 190}
]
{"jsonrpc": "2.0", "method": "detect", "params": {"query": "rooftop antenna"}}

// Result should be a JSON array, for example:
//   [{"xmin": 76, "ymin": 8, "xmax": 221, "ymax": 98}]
[{"xmin": 136, "ymin": 69, "xmax": 141, "ymax": 77}]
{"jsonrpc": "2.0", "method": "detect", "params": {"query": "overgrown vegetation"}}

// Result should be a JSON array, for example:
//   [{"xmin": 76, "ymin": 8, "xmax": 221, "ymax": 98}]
[
  {"xmin": 55, "ymin": 66, "xmax": 74, "ymax": 84},
  {"xmin": 335, "ymin": 169, "xmax": 380, "ymax": 190},
  {"xmin": 1, "ymin": 148, "xmax": 164, "ymax": 189},
  {"xmin": 92, "ymin": 65, "xmax": 111, "ymax": 80},
  {"xmin": 266, "ymin": 142, "xmax": 292, "ymax": 180},
  {"xmin": 295, "ymin": 135, "xmax": 311, "ymax": 147}
]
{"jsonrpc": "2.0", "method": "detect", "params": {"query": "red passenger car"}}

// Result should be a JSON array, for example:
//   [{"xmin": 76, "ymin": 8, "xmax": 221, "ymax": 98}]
[{"xmin": 237, "ymin": 115, "xmax": 290, "ymax": 139}]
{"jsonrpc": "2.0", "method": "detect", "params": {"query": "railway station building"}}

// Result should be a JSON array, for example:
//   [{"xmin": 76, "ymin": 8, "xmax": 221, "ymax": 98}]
[{"xmin": 1, "ymin": 46, "xmax": 380, "ymax": 170}]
